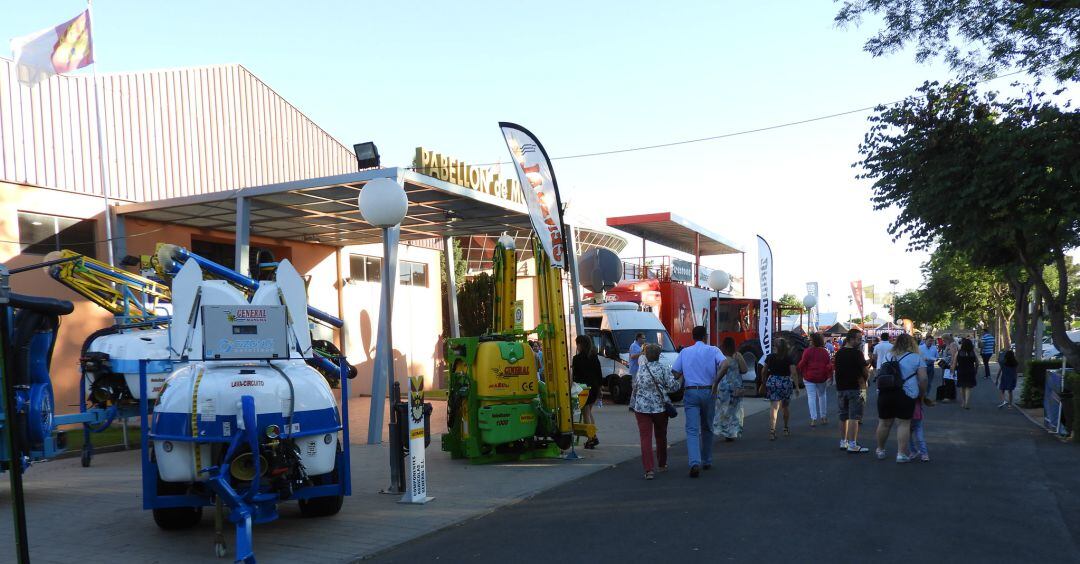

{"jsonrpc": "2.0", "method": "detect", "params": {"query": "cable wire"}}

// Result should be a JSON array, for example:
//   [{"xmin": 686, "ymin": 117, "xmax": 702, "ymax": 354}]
[{"xmin": 406, "ymin": 70, "xmax": 1027, "ymax": 170}]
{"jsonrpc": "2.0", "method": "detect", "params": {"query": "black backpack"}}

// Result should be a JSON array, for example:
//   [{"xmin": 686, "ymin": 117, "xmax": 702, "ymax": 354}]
[{"xmin": 876, "ymin": 352, "xmax": 914, "ymax": 391}]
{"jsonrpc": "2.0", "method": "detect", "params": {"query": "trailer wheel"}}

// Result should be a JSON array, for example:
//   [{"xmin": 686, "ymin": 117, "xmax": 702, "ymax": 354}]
[
  {"xmin": 298, "ymin": 472, "xmax": 344, "ymax": 518},
  {"xmin": 609, "ymin": 376, "xmax": 633, "ymax": 404},
  {"xmin": 609, "ymin": 375, "xmax": 626, "ymax": 401},
  {"xmin": 611, "ymin": 375, "xmax": 633, "ymax": 404},
  {"xmin": 152, "ymin": 478, "xmax": 203, "ymax": 530}
]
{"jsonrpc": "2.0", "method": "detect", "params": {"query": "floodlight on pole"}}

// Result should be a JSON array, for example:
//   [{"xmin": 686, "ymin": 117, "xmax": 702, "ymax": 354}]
[{"xmin": 353, "ymin": 141, "xmax": 381, "ymax": 170}]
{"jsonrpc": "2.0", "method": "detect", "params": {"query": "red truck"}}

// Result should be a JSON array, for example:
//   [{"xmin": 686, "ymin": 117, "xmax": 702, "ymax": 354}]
[{"xmin": 591, "ymin": 258, "xmax": 806, "ymax": 387}]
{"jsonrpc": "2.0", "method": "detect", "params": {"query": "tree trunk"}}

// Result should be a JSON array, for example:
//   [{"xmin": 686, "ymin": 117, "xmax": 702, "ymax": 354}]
[
  {"xmin": 1007, "ymin": 272, "xmax": 1033, "ymax": 373},
  {"xmin": 1020, "ymin": 245, "xmax": 1080, "ymax": 370}
]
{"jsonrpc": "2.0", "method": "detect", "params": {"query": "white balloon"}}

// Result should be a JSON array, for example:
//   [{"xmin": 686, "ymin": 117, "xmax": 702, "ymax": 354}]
[{"xmin": 357, "ymin": 177, "xmax": 408, "ymax": 227}]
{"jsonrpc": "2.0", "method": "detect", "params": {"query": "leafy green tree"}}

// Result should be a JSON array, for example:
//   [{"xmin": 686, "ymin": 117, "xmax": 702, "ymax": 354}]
[
  {"xmin": 856, "ymin": 81, "xmax": 1080, "ymax": 368},
  {"xmin": 439, "ymin": 238, "xmax": 469, "ymax": 338},
  {"xmin": 894, "ymin": 289, "xmax": 952, "ymax": 330},
  {"xmin": 835, "ymin": 0, "xmax": 1080, "ymax": 82},
  {"xmin": 779, "ymin": 293, "xmax": 802, "ymax": 310},
  {"xmin": 457, "ymin": 272, "xmax": 494, "ymax": 337}
]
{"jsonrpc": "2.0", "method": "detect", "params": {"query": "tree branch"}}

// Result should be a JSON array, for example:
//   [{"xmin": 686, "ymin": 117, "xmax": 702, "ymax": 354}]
[{"xmin": 1008, "ymin": 0, "xmax": 1080, "ymax": 10}]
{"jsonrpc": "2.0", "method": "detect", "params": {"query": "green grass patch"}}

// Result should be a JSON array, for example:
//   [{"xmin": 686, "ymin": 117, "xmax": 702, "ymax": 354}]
[{"xmin": 56, "ymin": 423, "xmax": 141, "ymax": 451}]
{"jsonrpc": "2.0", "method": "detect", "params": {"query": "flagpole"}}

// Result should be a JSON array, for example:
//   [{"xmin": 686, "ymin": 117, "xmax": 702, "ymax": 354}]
[{"xmin": 87, "ymin": 0, "xmax": 115, "ymax": 266}]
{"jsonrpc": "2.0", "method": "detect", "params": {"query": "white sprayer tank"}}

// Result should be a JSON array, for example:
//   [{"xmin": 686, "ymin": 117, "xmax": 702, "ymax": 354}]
[
  {"xmin": 151, "ymin": 258, "xmax": 341, "ymax": 484},
  {"xmin": 84, "ymin": 328, "xmax": 173, "ymax": 401}
]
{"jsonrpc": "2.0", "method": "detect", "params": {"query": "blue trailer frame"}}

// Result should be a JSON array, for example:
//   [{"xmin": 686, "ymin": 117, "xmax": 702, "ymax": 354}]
[{"xmin": 138, "ymin": 357, "xmax": 352, "ymax": 563}]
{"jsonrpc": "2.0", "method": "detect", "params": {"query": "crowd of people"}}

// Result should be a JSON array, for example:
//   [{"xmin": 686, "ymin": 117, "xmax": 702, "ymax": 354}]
[{"xmin": 593, "ymin": 325, "xmax": 1018, "ymax": 479}]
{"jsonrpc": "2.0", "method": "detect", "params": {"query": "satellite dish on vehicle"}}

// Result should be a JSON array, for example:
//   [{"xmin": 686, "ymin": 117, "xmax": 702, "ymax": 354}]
[{"xmin": 578, "ymin": 248, "xmax": 623, "ymax": 294}]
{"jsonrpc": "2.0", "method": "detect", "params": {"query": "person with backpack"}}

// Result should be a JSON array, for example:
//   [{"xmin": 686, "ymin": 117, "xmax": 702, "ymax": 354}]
[
  {"xmin": 953, "ymin": 338, "xmax": 979, "ymax": 409},
  {"xmin": 874, "ymin": 333, "xmax": 928, "ymax": 463}
]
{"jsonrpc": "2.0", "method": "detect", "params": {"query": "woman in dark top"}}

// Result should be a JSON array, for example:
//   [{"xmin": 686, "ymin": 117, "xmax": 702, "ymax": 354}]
[
  {"xmin": 572, "ymin": 335, "xmax": 603, "ymax": 449},
  {"xmin": 758, "ymin": 338, "xmax": 802, "ymax": 440},
  {"xmin": 952, "ymin": 338, "xmax": 978, "ymax": 409}
]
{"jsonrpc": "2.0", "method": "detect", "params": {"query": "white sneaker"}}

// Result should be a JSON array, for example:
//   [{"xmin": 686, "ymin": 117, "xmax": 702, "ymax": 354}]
[
  {"xmin": 840, "ymin": 439, "xmax": 849, "ymax": 450},
  {"xmin": 847, "ymin": 443, "xmax": 869, "ymax": 453},
  {"xmin": 875, "ymin": 449, "xmax": 887, "ymax": 460},
  {"xmin": 997, "ymin": 401, "xmax": 1008, "ymax": 408}
]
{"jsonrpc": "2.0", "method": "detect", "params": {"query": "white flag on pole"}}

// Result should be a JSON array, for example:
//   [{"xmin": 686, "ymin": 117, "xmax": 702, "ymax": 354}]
[
  {"xmin": 10, "ymin": 10, "xmax": 94, "ymax": 86},
  {"xmin": 757, "ymin": 235, "xmax": 773, "ymax": 365}
]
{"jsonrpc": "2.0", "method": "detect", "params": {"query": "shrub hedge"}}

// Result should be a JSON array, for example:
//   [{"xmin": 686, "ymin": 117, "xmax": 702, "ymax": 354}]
[{"xmin": 1020, "ymin": 360, "xmax": 1072, "ymax": 409}]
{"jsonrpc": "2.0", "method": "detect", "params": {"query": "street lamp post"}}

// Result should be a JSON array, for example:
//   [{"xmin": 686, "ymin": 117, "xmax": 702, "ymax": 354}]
[
  {"xmin": 708, "ymin": 270, "xmax": 730, "ymax": 347},
  {"xmin": 358, "ymin": 177, "xmax": 409, "ymax": 446},
  {"xmin": 802, "ymin": 294, "xmax": 818, "ymax": 334}
]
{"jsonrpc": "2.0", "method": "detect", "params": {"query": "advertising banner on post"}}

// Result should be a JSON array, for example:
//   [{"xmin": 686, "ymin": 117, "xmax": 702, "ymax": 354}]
[
  {"xmin": 757, "ymin": 236, "xmax": 773, "ymax": 364},
  {"xmin": 499, "ymin": 122, "xmax": 567, "ymax": 269},
  {"xmin": 806, "ymin": 281, "xmax": 819, "ymax": 331},
  {"xmin": 851, "ymin": 280, "xmax": 865, "ymax": 321}
]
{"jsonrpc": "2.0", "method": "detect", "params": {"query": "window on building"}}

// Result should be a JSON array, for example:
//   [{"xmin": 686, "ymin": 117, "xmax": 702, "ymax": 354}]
[
  {"xmin": 348, "ymin": 254, "xmax": 382, "ymax": 283},
  {"xmin": 190, "ymin": 238, "xmax": 286, "ymax": 279},
  {"xmin": 399, "ymin": 260, "xmax": 428, "ymax": 287},
  {"xmin": 17, "ymin": 212, "xmax": 97, "ymax": 259}
]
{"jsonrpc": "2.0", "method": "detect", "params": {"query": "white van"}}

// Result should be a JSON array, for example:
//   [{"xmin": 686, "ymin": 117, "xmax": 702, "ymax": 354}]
[{"xmin": 581, "ymin": 302, "xmax": 679, "ymax": 404}]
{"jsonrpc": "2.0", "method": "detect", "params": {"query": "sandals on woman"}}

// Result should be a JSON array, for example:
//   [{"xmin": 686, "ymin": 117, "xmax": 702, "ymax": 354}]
[
  {"xmin": 644, "ymin": 471, "xmax": 655, "ymax": 480},
  {"xmin": 783, "ymin": 427, "xmax": 790, "ymax": 437},
  {"xmin": 769, "ymin": 429, "xmax": 777, "ymax": 441}
]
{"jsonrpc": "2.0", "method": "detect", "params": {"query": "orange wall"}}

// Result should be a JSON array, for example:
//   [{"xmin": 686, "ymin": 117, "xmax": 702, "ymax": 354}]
[
  {"xmin": 1, "ymin": 181, "xmax": 447, "ymax": 416},
  {"xmin": 0, "ymin": 182, "xmax": 117, "ymax": 416}
]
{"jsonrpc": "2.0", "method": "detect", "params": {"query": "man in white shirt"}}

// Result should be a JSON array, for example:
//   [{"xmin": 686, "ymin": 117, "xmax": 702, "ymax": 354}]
[{"xmin": 873, "ymin": 332, "xmax": 894, "ymax": 370}]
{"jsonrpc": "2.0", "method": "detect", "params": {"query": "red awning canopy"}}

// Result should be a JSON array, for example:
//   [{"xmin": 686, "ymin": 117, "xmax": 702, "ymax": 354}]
[{"xmin": 606, "ymin": 212, "xmax": 744, "ymax": 255}]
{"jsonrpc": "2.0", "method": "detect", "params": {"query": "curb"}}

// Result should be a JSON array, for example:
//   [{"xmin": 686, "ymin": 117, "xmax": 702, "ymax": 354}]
[{"xmin": 1012, "ymin": 378, "xmax": 1073, "ymax": 444}]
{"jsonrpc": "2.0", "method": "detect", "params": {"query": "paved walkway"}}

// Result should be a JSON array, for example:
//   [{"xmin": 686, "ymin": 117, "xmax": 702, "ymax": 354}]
[
  {"xmin": 0, "ymin": 394, "xmax": 770, "ymax": 563},
  {"xmin": 375, "ymin": 366, "xmax": 1080, "ymax": 563}
]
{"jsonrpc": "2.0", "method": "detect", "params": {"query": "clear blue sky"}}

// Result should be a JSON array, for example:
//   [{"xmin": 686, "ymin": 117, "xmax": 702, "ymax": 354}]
[{"xmin": 0, "ymin": 1, "xmax": 1042, "ymax": 319}]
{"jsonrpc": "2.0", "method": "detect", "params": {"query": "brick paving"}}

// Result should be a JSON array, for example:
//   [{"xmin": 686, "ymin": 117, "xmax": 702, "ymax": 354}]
[{"xmin": 0, "ymin": 396, "xmax": 772, "ymax": 563}]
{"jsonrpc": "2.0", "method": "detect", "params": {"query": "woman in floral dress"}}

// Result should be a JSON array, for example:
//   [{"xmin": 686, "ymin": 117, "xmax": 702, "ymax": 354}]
[
  {"xmin": 630, "ymin": 344, "xmax": 682, "ymax": 480},
  {"xmin": 713, "ymin": 337, "xmax": 748, "ymax": 441}
]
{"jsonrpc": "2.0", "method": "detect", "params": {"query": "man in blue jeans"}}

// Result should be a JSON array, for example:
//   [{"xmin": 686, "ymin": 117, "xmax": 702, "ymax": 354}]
[
  {"xmin": 980, "ymin": 329, "xmax": 996, "ymax": 379},
  {"xmin": 671, "ymin": 325, "xmax": 724, "ymax": 478}
]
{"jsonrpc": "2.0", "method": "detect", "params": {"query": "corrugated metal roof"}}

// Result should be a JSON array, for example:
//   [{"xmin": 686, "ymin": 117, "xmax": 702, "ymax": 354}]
[{"xmin": 0, "ymin": 58, "xmax": 356, "ymax": 201}]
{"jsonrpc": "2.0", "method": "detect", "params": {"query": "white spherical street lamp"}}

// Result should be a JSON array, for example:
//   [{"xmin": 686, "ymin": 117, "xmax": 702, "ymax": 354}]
[
  {"xmin": 708, "ymin": 270, "xmax": 730, "ymax": 292},
  {"xmin": 358, "ymin": 177, "xmax": 408, "ymax": 227},
  {"xmin": 802, "ymin": 294, "xmax": 817, "ymax": 310},
  {"xmin": 360, "ymin": 176, "xmax": 409, "ymax": 451}
]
